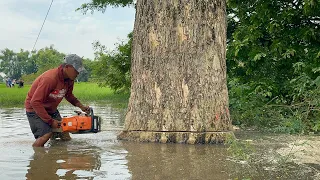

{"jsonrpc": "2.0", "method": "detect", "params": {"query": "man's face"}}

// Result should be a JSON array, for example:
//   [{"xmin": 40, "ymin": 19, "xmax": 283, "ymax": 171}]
[{"xmin": 66, "ymin": 65, "xmax": 79, "ymax": 80}]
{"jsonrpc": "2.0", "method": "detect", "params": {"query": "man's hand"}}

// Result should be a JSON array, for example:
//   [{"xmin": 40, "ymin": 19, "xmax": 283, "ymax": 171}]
[
  {"xmin": 80, "ymin": 105, "xmax": 90, "ymax": 114},
  {"xmin": 51, "ymin": 120, "xmax": 61, "ymax": 129},
  {"xmin": 75, "ymin": 102, "xmax": 90, "ymax": 114}
]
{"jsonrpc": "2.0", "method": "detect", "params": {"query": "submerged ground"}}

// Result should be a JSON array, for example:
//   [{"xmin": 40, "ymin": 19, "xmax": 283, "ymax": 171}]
[{"xmin": 0, "ymin": 102, "xmax": 319, "ymax": 180}]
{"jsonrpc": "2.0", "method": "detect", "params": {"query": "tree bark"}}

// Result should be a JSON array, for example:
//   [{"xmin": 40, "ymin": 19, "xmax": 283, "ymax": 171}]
[{"xmin": 118, "ymin": 0, "xmax": 234, "ymax": 144}]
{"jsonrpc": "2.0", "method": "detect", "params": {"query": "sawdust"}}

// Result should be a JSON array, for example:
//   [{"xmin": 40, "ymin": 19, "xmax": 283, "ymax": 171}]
[{"xmin": 276, "ymin": 135, "xmax": 320, "ymax": 165}]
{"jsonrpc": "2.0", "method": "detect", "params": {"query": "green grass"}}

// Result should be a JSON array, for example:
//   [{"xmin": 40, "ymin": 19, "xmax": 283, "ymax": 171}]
[{"xmin": 0, "ymin": 82, "xmax": 129, "ymax": 108}]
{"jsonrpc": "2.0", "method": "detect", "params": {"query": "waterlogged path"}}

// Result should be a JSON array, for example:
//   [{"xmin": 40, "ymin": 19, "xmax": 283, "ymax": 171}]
[{"xmin": 0, "ymin": 103, "xmax": 319, "ymax": 180}]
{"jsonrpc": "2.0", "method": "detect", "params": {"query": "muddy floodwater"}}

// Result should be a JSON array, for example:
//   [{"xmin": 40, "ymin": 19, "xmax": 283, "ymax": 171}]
[{"xmin": 0, "ymin": 102, "xmax": 319, "ymax": 180}]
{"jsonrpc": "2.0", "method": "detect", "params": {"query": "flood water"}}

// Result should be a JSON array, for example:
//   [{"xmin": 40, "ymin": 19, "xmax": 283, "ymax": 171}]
[{"xmin": 0, "ymin": 102, "xmax": 319, "ymax": 180}]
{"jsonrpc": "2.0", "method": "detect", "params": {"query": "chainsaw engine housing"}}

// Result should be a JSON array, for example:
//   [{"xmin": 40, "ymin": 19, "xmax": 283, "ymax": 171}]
[{"xmin": 61, "ymin": 108, "xmax": 101, "ymax": 133}]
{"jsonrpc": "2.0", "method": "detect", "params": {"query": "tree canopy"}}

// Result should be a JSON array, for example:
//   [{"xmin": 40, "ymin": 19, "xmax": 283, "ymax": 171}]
[
  {"xmin": 0, "ymin": 45, "xmax": 90, "ymax": 83},
  {"xmin": 0, "ymin": 49, "xmax": 35, "ymax": 80},
  {"xmin": 227, "ymin": 0, "xmax": 320, "ymax": 99},
  {"xmin": 91, "ymin": 32, "xmax": 132, "ymax": 93},
  {"xmin": 226, "ymin": 0, "xmax": 320, "ymax": 132},
  {"xmin": 77, "ymin": 0, "xmax": 134, "ymax": 14}
]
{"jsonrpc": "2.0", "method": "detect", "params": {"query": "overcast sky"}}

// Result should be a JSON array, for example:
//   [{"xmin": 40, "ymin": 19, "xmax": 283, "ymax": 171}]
[{"xmin": 0, "ymin": 0, "xmax": 135, "ymax": 59}]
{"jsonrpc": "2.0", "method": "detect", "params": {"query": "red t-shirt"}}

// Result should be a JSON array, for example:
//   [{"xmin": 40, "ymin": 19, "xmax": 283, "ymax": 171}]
[{"xmin": 25, "ymin": 65, "xmax": 80, "ymax": 123}]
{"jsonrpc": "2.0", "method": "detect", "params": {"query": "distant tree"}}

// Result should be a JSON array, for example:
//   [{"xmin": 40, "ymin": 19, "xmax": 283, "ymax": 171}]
[
  {"xmin": 227, "ymin": 0, "xmax": 320, "ymax": 101},
  {"xmin": 24, "ymin": 51, "xmax": 38, "ymax": 75},
  {"xmin": 33, "ymin": 45, "xmax": 65, "ymax": 72},
  {"xmin": 92, "ymin": 32, "xmax": 132, "ymax": 92},
  {"xmin": 226, "ymin": 0, "xmax": 320, "ymax": 132},
  {"xmin": 0, "ymin": 49, "xmax": 20, "ymax": 79},
  {"xmin": 21, "ymin": 46, "xmax": 65, "ymax": 83},
  {"xmin": 81, "ymin": 58, "xmax": 96, "ymax": 82},
  {"xmin": 16, "ymin": 49, "xmax": 38, "ymax": 76}
]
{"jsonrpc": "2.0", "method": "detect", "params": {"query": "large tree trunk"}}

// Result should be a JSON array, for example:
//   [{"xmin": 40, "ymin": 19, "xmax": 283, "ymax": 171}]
[{"xmin": 118, "ymin": 0, "xmax": 234, "ymax": 144}]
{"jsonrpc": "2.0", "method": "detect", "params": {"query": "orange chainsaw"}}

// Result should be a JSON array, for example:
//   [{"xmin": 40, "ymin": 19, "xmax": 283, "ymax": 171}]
[{"xmin": 60, "ymin": 108, "xmax": 101, "ymax": 133}]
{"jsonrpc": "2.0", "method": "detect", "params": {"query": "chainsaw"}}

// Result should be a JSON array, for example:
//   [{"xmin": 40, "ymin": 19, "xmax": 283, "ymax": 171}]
[{"xmin": 59, "ymin": 107, "xmax": 101, "ymax": 133}]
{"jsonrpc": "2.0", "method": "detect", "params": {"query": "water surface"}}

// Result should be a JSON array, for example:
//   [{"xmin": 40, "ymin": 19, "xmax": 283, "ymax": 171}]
[{"xmin": 0, "ymin": 103, "xmax": 319, "ymax": 180}]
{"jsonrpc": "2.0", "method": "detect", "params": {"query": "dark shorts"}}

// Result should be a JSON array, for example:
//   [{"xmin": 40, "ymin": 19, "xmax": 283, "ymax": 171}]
[{"xmin": 26, "ymin": 110, "xmax": 62, "ymax": 139}]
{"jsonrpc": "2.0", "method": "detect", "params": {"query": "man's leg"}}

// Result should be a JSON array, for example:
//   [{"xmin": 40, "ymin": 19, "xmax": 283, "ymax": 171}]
[
  {"xmin": 27, "ymin": 112, "xmax": 53, "ymax": 147},
  {"xmin": 33, "ymin": 132, "xmax": 52, "ymax": 147}
]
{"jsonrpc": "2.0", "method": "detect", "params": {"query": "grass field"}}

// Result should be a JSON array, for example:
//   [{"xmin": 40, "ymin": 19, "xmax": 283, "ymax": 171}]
[{"xmin": 0, "ymin": 82, "xmax": 129, "ymax": 108}]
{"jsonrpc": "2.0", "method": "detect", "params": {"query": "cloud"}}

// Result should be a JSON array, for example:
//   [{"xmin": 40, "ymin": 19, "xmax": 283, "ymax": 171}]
[
  {"xmin": 76, "ymin": 17, "xmax": 99, "ymax": 35},
  {"xmin": 0, "ymin": 0, "xmax": 135, "ymax": 59}
]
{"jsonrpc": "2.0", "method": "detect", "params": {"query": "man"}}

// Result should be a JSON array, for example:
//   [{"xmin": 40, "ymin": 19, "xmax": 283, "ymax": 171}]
[{"xmin": 25, "ymin": 54, "xmax": 90, "ymax": 147}]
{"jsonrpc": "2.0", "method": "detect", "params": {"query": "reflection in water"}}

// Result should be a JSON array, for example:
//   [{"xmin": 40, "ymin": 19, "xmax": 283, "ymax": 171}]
[
  {"xmin": 121, "ymin": 141, "xmax": 319, "ymax": 180},
  {"xmin": 0, "ymin": 104, "xmax": 130, "ymax": 180},
  {"xmin": 26, "ymin": 142, "xmax": 101, "ymax": 180},
  {"xmin": 122, "ymin": 142, "xmax": 231, "ymax": 180}
]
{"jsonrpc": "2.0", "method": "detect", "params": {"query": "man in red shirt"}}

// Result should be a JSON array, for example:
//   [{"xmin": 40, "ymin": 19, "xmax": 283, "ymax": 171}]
[{"xmin": 25, "ymin": 54, "xmax": 90, "ymax": 147}]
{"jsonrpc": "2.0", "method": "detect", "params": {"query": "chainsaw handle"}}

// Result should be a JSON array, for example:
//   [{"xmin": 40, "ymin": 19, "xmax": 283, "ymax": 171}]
[
  {"xmin": 90, "ymin": 107, "xmax": 94, "ymax": 118},
  {"xmin": 74, "ymin": 110, "xmax": 82, "ymax": 115},
  {"xmin": 74, "ymin": 107, "xmax": 92, "ymax": 116}
]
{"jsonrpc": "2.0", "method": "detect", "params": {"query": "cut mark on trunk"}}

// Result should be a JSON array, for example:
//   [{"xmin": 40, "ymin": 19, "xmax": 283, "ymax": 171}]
[
  {"xmin": 184, "ymin": 3, "xmax": 191, "ymax": 18},
  {"xmin": 154, "ymin": 82, "xmax": 161, "ymax": 108},
  {"xmin": 122, "ymin": 130, "xmax": 232, "ymax": 133},
  {"xmin": 177, "ymin": 25, "xmax": 189, "ymax": 43},
  {"xmin": 181, "ymin": 79, "xmax": 189, "ymax": 106},
  {"xmin": 162, "ymin": 108, "xmax": 172, "ymax": 131},
  {"xmin": 149, "ymin": 30, "xmax": 159, "ymax": 48}
]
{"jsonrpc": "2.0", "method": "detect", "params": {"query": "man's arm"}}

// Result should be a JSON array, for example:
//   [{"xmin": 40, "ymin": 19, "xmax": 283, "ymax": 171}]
[{"xmin": 65, "ymin": 81, "xmax": 89, "ymax": 113}]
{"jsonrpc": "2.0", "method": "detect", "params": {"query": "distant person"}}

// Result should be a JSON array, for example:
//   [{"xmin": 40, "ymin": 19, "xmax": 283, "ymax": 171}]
[
  {"xmin": 7, "ymin": 78, "xmax": 12, "ymax": 88},
  {"xmin": 5, "ymin": 78, "xmax": 9, "ymax": 87},
  {"xmin": 18, "ymin": 79, "xmax": 24, "ymax": 88},
  {"xmin": 11, "ymin": 79, "xmax": 16, "ymax": 87},
  {"xmin": 25, "ymin": 54, "xmax": 90, "ymax": 147}
]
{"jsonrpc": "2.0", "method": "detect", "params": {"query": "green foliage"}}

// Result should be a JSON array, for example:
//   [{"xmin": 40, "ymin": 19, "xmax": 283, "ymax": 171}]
[
  {"xmin": 1, "ymin": 45, "xmax": 90, "ymax": 83},
  {"xmin": 32, "ymin": 45, "xmax": 65, "ymax": 72},
  {"xmin": 76, "ymin": 70, "xmax": 89, "ymax": 82},
  {"xmin": 21, "ymin": 51, "xmax": 37, "ymax": 75},
  {"xmin": 77, "ymin": 0, "xmax": 134, "ymax": 14},
  {"xmin": 21, "ymin": 71, "xmax": 43, "ymax": 84},
  {"xmin": 0, "ymin": 46, "xmax": 65, "ymax": 81},
  {"xmin": 227, "ymin": 0, "xmax": 320, "ymax": 92},
  {"xmin": 92, "ymin": 32, "xmax": 132, "ymax": 93},
  {"xmin": 79, "ymin": 58, "xmax": 95, "ymax": 82},
  {"xmin": 227, "ymin": 0, "xmax": 320, "ymax": 133},
  {"xmin": 0, "ymin": 49, "xmax": 15, "ymax": 78},
  {"xmin": 0, "ymin": 48, "xmax": 38, "ymax": 80},
  {"xmin": 19, "ymin": 46, "xmax": 65, "ymax": 83},
  {"xmin": 0, "ymin": 49, "xmax": 23, "ymax": 80}
]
